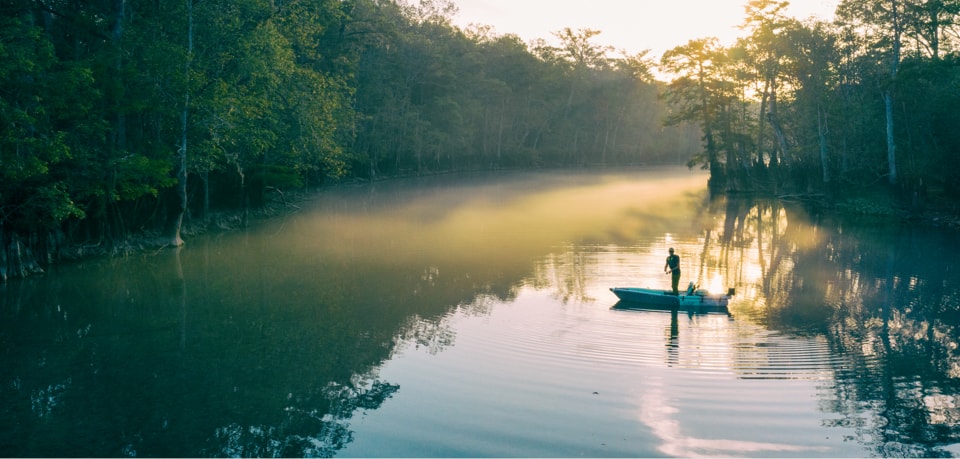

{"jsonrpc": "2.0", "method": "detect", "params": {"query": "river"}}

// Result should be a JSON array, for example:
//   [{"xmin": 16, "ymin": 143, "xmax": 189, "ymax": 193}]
[{"xmin": 2, "ymin": 167, "xmax": 960, "ymax": 457}]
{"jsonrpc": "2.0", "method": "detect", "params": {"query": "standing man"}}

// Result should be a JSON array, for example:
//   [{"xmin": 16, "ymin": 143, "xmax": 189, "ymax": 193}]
[{"xmin": 664, "ymin": 247, "xmax": 681, "ymax": 295}]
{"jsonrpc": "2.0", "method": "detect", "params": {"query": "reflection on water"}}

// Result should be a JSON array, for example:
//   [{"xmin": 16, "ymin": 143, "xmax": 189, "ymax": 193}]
[{"xmin": 2, "ymin": 168, "xmax": 960, "ymax": 457}]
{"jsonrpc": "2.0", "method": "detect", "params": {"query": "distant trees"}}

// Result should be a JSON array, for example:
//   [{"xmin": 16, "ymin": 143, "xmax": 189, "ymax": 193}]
[
  {"xmin": 659, "ymin": 0, "xmax": 960, "ymax": 204},
  {"xmin": 348, "ymin": 15, "xmax": 684, "ymax": 176}
]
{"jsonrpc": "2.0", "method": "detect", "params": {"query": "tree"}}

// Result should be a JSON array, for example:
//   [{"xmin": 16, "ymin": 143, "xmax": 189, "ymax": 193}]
[
  {"xmin": 660, "ymin": 38, "xmax": 727, "ymax": 188},
  {"xmin": 902, "ymin": 0, "xmax": 960, "ymax": 59},
  {"xmin": 739, "ymin": 0, "xmax": 796, "ymax": 174},
  {"xmin": 170, "ymin": 0, "xmax": 193, "ymax": 247},
  {"xmin": 0, "ymin": 14, "xmax": 91, "ymax": 276},
  {"xmin": 838, "ymin": 0, "xmax": 907, "ymax": 186},
  {"xmin": 785, "ymin": 21, "xmax": 841, "ymax": 186}
]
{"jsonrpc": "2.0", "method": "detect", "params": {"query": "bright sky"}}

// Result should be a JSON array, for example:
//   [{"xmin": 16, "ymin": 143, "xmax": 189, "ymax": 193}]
[{"xmin": 451, "ymin": 0, "xmax": 839, "ymax": 59}]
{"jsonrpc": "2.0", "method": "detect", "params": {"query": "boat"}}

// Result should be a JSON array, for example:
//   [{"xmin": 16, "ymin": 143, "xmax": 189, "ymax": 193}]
[{"xmin": 609, "ymin": 283, "xmax": 734, "ymax": 309}]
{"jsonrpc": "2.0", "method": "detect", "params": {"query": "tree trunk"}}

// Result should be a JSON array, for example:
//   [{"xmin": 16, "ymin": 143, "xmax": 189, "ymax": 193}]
[
  {"xmin": 2, "ymin": 233, "xmax": 44, "ymax": 281},
  {"xmin": 885, "ymin": 0, "xmax": 902, "ymax": 186},
  {"xmin": 758, "ymin": 80, "xmax": 771, "ymax": 166},
  {"xmin": 817, "ymin": 104, "xmax": 830, "ymax": 183},
  {"xmin": 168, "ymin": 0, "xmax": 193, "ymax": 247},
  {"xmin": 884, "ymin": 90, "xmax": 897, "ymax": 185},
  {"xmin": 113, "ymin": 0, "xmax": 126, "ymax": 155},
  {"xmin": 0, "ymin": 228, "xmax": 7, "ymax": 282},
  {"xmin": 201, "ymin": 169, "xmax": 210, "ymax": 222},
  {"xmin": 496, "ymin": 98, "xmax": 505, "ymax": 169},
  {"xmin": 768, "ymin": 89, "xmax": 789, "ymax": 168}
]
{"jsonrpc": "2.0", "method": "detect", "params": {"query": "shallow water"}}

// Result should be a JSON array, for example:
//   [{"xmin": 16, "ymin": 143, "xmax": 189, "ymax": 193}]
[{"xmin": 3, "ymin": 168, "xmax": 960, "ymax": 457}]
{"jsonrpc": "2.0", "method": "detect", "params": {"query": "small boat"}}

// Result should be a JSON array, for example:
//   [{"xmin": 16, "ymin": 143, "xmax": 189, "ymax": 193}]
[{"xmin": 609, "ymin": 283, "xmax": 734, "ymax": 309}]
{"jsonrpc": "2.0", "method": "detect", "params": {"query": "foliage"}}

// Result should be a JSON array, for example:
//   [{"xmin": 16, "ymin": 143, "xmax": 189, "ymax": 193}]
[
  {"xmin": 659, "ymin": 0, "xmax": 960, "ymax": 206},
  {"xmin": 3, "ymin": 0, "xmax": 960, "ymax": 276}
]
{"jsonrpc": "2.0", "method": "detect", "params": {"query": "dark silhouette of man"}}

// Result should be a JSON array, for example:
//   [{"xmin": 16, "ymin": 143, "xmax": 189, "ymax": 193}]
[{"xmin": 664, "ymin": 247, "xmax": 681, "ymax": 295}]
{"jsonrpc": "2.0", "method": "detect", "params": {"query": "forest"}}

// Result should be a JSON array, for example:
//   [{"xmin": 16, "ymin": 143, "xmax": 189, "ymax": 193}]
[{"xmin": 1, "ymin": 0, "xmax": 959, "ymax": 280}]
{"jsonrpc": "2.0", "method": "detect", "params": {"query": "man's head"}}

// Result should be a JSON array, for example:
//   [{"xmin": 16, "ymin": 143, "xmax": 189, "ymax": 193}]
[{"xmin": 669, "ymin": 248, "xmax": 675, "ymax": 254}]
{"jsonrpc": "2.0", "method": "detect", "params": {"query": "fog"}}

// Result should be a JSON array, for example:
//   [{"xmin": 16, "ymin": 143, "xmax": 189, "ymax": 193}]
[{"xmin": 284, "ymin": 168, "xmax": 712, "ymax": 267}]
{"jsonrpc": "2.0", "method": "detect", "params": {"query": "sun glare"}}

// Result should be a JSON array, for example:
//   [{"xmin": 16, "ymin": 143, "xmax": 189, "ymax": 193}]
[
  {"xmin": 453, "ymin": 0, "xmax": 839, "ymax": 61},
  {"xmin": 706, "ymin": 274, "xmax": 725, "ymax": 294}
]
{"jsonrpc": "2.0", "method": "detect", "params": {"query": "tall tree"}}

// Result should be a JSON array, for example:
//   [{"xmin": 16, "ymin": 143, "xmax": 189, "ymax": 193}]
[
  {"xmin": 838, "ymin": 0, "xmax": 907, "ymax": 185},
  {"xmin": 902, "ymin": 0, "xmax": 960, "ymax": 59},
  {"xmin": 170, "ymin": 0, "xmax": 192, "ymax": 247},
  {"xmin": 739, "ymin": 0, "xmax": 796, "ymax": 173},
  {"xmin": 785, "ymin": 21, "xmax": 841, "ymax": 185},
  {"xmin": 660, "ymin": 38, "xmax": 726, "ymax": 188}
]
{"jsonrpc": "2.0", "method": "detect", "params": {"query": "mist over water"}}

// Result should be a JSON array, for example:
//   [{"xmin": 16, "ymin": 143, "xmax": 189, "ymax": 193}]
[
  {"xmin": 3, "ymin": 167, "xmax": 960, "ymax": 457},
  {"xmin": 293, "ymin": 168, "xmax": 708, "ymax": 264}
]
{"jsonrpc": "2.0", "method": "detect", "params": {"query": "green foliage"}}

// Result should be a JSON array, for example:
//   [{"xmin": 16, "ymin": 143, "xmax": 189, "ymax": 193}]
[
  {"xmin": 21, "ymin": 183, "xmax": 87, "ymax": 229},
  {"xmin": 658, "ymin": 0, "xmax": 960, "ymax": 201},
  {"xmin": 113, "ymin": 155, "xmax": 177, "ymax": 201},
  {"xmin": 0, "ymin": 15, "xmax": 105, "ymax": 233},
  {"xmin": 6, "ymin": 0, "xmax": 959, "ymax": 263}
]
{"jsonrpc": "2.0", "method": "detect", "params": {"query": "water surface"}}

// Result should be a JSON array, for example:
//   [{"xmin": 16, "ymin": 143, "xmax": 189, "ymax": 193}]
[{"xmin": 3, "ymin": 168, "xmax": 960, "ymax": 457}]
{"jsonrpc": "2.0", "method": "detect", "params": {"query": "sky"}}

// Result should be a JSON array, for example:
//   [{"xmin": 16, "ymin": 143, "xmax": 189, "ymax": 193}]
[{"xmin": 450, "ymin": 0, "xmax": 839, "ymax": 60}]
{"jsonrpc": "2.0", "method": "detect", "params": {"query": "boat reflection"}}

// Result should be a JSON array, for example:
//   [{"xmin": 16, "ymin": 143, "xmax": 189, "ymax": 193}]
[
  {"xmin": 610, "ymin": 301, "xmax": 732, "ymax": 369},
  {"xmin": 611, "ymin": 300, "xmax": 732, "ymax": 316}
]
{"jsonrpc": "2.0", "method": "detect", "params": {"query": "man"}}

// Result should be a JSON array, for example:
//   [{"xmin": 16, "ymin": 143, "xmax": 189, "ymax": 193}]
[{"xmin": 664, "ymin": 247, "xmax": 681, "ymax": 295}]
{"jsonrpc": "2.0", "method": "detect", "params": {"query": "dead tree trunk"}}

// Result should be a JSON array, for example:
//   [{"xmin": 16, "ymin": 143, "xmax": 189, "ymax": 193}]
[{"xmin": 167, "ymin": 0, "xmax": 193, "ymax": 247}]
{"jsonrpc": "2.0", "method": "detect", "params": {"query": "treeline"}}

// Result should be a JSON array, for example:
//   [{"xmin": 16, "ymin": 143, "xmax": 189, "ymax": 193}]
[
  {"xmin": 0, "ymin": 0, "xmax": 696, "ymax": 280},
  {"xmin": 3, "ymin": 0, "xmax": 960, "ymax": 280},
  {"xmin": 661, "ymin": 0, "xmax": 960, "ymax": 203}
]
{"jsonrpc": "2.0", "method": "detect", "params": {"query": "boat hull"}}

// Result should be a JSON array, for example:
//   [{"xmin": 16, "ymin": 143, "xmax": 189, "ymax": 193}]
[{"xmin": 609, "ymin": 287, "xmax": 730, "ymax": 308}]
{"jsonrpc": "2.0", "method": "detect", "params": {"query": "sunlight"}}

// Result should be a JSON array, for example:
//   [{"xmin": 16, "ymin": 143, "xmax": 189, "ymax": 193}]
[
  {"xmin": 637, "ymin": 382, "xmax": 830, "ymax": 457},
  {"xmin": 742, "ymin": 260, "xmax": 764, "ymax": 284},
  {"xmin": 304, "ymin": 169, "xmax": 710, "ymax": 267},
  {"xmin": 705, "ymin": 274, "xmax": 725, "ymax": 294},
  {"xmin": 452, "ymin": 0, "xmax": 839, "ymax": 60}
]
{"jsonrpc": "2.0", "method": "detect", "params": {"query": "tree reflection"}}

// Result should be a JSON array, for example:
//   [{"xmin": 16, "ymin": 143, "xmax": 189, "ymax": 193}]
[
  {"xmin": 533, "ymin": 191, "xmax": 960, "ymax": 455},
  {"xmin": 202, "ymin": 380, "xmax": 399, "ymax": 457},
  {"xmin": 712, "ymin": 195, "xmax": 960, "ymax": 456},
  {"xmin": 0, "ymin": 211, "xmax": 526, "ymax": 457},
  {"xmin": 0, "ymin": 247, "xmax": 408, "ymax": 457}
]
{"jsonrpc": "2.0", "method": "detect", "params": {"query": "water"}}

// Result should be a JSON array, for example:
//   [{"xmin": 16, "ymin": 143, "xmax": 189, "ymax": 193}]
[{"xmin": 2, "ymin": 168, "xmax": 960, "ymax": 457}]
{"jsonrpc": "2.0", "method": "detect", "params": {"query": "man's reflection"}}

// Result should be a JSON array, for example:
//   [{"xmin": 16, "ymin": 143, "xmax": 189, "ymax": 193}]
[{"xmin": 666, "ymin": 309, "xmax": 679, "ymax": 366}]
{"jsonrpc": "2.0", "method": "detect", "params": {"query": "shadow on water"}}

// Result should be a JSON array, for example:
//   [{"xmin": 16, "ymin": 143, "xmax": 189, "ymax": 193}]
[
  {"xmin": 2, "ymin": 169, "xmax": 960, "ymax": 456},
  {"xmin": 0, "ymin": 244, "xmax": 405, "ymax": 457}
]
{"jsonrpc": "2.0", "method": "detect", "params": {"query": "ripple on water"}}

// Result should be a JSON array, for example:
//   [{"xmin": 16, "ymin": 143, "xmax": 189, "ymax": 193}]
[
  {"xmin": 351, "ymin": 288, "xmax": 876, "ymax": 457},
  {"xmin": 460, "ymin": 293, "xmax": 857, "ymax": 384}
]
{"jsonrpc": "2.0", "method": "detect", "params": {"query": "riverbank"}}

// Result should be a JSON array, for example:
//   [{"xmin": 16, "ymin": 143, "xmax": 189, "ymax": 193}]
[
  {"xmin": 830, "ymin": 192, "xmax": 960, "ymax": 231},
  {"xmin": 4, "ymin": 172, "xmax": 958, "ymax": 282},
  {"xmin": 0, "ymin": 190, "xmax": 306, "ymax": 282}
]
